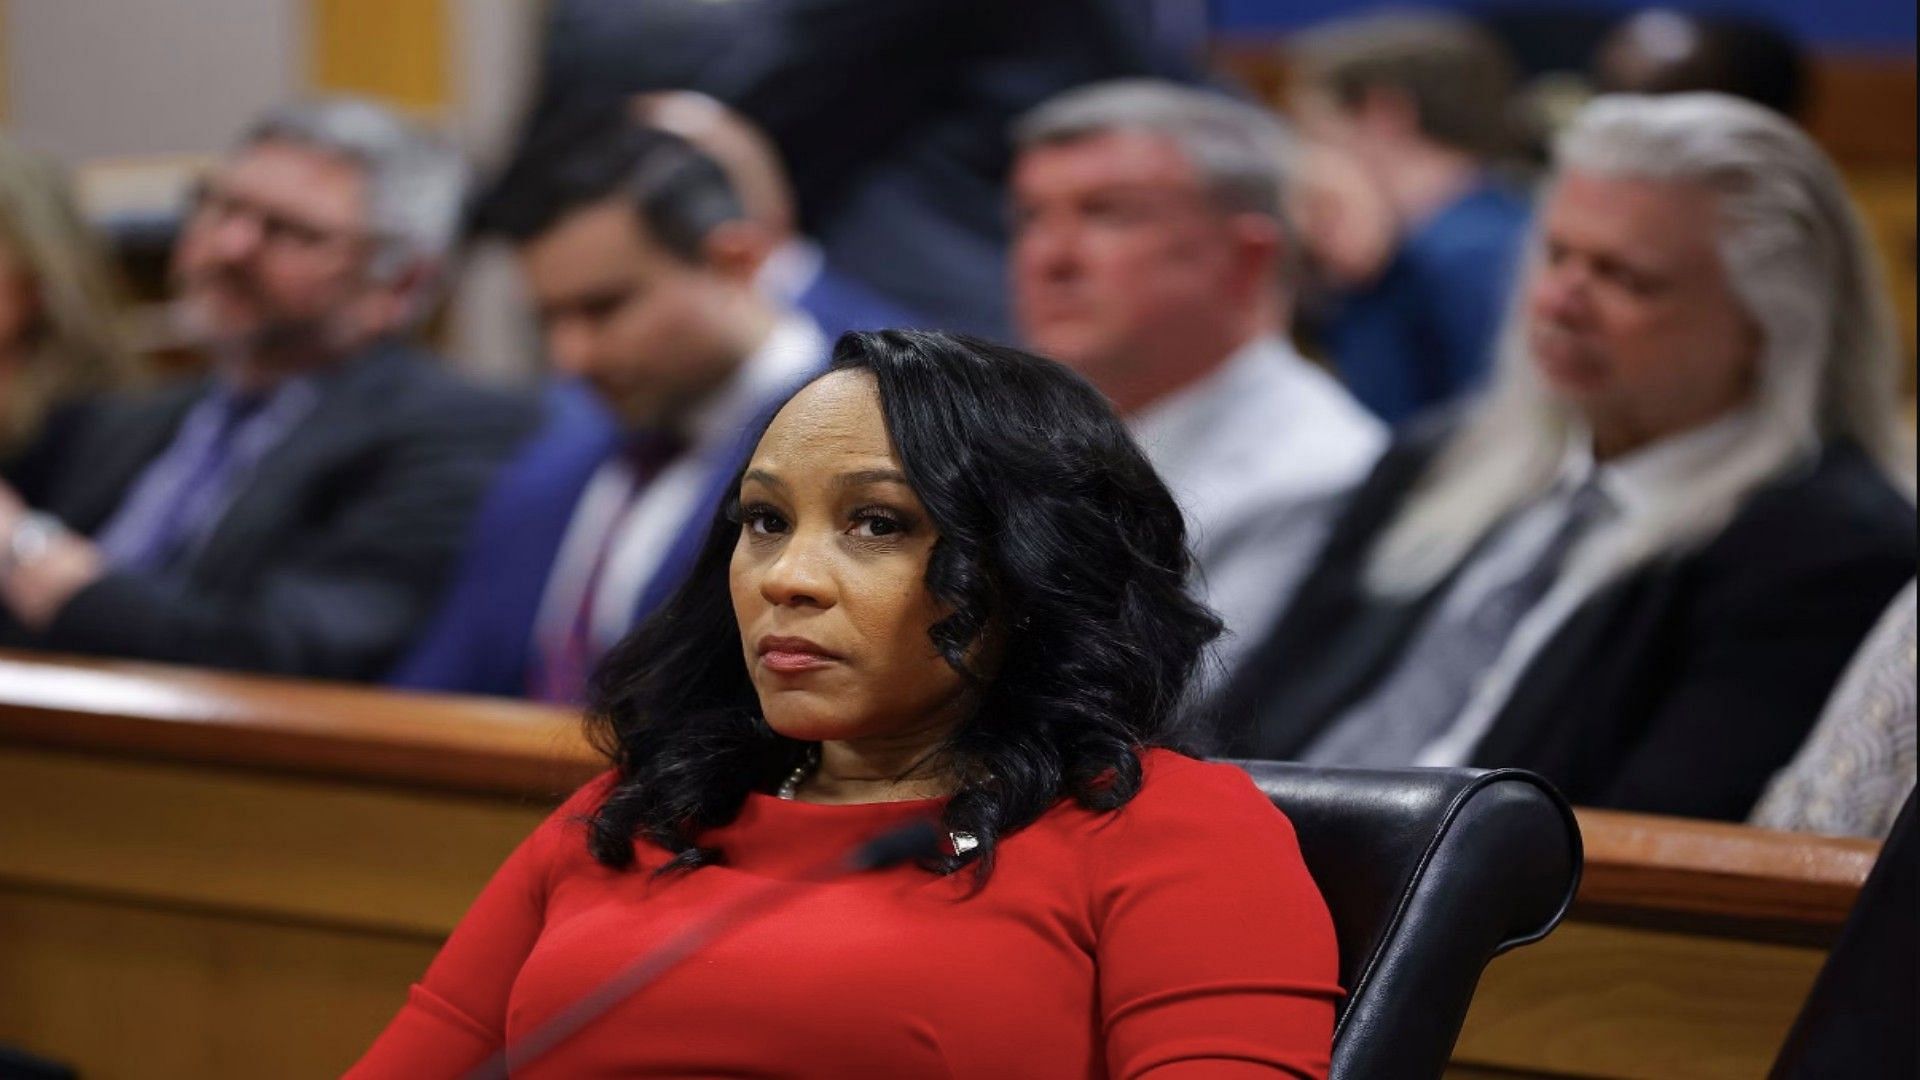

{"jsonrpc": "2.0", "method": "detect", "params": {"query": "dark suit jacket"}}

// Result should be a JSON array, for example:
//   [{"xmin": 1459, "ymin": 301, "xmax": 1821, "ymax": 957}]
[
  {"xmin": 1, "ymin": 340, "xmax": 536, "ymax": 680},
  {"xmin": 534, "ymin": 0, "xmax": 1196, "ymax": 338},
  {"xmin": 1216, "ymin": 424, "xmax": 1918, "ymax": 820}
]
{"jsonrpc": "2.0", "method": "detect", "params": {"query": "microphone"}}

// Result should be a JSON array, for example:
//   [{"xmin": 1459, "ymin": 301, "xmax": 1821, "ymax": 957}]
[{"xmin": 463, "ymin": 819, "xmax": 945, "ymax": 1079}]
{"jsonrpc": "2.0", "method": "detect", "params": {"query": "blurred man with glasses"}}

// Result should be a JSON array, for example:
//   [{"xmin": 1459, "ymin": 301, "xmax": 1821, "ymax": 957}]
[{"xmin": 0, "ymin": 98, "xmax": 534, "ymax": 680}]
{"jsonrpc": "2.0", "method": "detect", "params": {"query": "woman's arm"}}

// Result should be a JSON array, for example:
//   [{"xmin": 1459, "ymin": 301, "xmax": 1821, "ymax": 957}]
[{"xmin": 1094, "ymin": 756, "xmax": 1343, "ymax": 1079}]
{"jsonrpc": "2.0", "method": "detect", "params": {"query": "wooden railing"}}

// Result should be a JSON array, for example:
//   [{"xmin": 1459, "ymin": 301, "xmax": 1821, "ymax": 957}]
[{"xmin": 0, "ymin": 651, "xmax": 1879, "ymax": 1079}]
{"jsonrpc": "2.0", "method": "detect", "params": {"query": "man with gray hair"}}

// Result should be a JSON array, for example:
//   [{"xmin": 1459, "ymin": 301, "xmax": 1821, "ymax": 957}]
[
  {"xmin": 1219, "ymin": 93, "xmax": 1916, "ymax": 820},
  {"xmin": 0, "ymin": 97, "xmax": 535, "ymax": 679},
  {"xmin": 1010, "ymin": 78, "xmax": 1386, "ymax": 686}
]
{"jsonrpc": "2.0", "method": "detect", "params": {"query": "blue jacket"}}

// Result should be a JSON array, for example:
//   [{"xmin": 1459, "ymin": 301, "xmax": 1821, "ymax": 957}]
[
  {"xmin": 389, "ymin": 379, "xmax": 759, "ymax": 697},
  {"xmin": 797, "ymin": 262, "xmax": 923, "ymax": 347},
  {"xmin": 1329, "ymin": 181, "xmax": 1531, "ymax": 425}
]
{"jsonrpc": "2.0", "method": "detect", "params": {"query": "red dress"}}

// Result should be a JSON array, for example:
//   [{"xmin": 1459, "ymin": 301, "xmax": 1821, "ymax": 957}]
[{"xmin": 348, "ymin": 750, "xmax": 1342, "ymax": 1078}]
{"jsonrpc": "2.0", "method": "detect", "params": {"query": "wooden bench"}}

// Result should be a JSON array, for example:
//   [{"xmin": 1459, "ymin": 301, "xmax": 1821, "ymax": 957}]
[{"xmin": 0, "ymin": 651, "xmax": 1879, "ymax": 1079}]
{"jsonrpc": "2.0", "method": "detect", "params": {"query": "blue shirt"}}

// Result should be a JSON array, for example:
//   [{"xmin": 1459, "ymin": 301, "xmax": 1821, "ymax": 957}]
[{"xmin": 1328, "ymin": 180, "xmax": 1530, "ymax": 425}]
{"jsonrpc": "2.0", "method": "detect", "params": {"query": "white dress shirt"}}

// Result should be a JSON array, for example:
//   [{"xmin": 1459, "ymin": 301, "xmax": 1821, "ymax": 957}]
[
  {"xmin": 534, "ymin": 315, "xmax": 827, "ymax": 657},
  {"xmin": 1411, "ymin": 409, "xmax": 1759, "ymax": 766},
  {"xmin": 1127, "ymin": 336, "xmax": 1386, "ymax": 678}
]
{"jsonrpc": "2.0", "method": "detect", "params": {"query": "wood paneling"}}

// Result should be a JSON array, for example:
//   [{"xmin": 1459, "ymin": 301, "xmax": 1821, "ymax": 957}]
[
  {"xmin": 1456, "ymin": 922, "xmax": 1825, "ymax": 1079},
  {"xmin": 0, "ymin": 887, "xmax": 438, "ymax": 1080},
  {"xmin": 307, "ymin": 0, "xmax": 450, "ymax": 113},
  {"xmin": 0, "ymin": 747, "xmax": 546, "ymax": 936},
  {"xmin": 1574, "ymin": 806, "xmax": 1879, "ymax": 931},
  {"xmin": 0, "ymin": 651, "xmax": 1884, "ymax": 1079},
  {"xmin": 0, "ymin": 651, "xmax": 598, "ymax": 797}
]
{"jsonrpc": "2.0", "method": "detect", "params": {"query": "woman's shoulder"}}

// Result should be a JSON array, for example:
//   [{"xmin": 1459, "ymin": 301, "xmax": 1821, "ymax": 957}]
[
  {"xmin": 525, "ymin": 770, "xmax": 623, "ymax": 860},
  {"xmin": 1060, "ymin": 751, "xmax": 1331, "ymax": 940},
  {"xmin": 1136, "ymin": 748, "xmax": 1281, "ymax": 807},
  {"xmin": 1069, "ymin": 749, "xmax": 1302, "ymax": 851}
]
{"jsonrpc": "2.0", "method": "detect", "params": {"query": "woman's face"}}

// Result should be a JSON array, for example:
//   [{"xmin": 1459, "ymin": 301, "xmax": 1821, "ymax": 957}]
[{"xmin": 730, "ymin": 370, "xmax": 973, "ymax": 747}]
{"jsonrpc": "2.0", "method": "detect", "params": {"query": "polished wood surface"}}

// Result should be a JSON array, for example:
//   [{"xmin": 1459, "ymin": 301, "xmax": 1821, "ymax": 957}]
[
  {"xmin": 0, "ymin": 650, "xmax": 1875, "ymax": 927},
  {"xmin": 0, "ymin": 651, "xmax": 1883, "ymax": 1079},
  {"xmin": 0, "ymin": 650, "xmax": 600, "ymax": 797},
  {"xmin": 1575, "ymin": 806, "xmax": 1878, "ymax": 931}
]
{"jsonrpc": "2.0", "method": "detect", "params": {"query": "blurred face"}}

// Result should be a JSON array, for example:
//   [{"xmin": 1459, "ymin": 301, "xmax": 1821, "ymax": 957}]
[
  {"xmin": 523, "ymin": 198, "xmax": 745, "ymax": 426},
  {"xmin": 0, "ymin": 241, "xmax": 38, "ymax": 359},
  {"xmin": 1289, "ymin": 141, "xmax": 1397, "ymax": 288},
  {"xmin": 172, "ymin": 140, "xmax": 395, "ymax": 357},
  {"xmin": 730, "ymin": 371, "xmax": 974, "ymax": 747},
  {"xmin": 1011, "ymin": 131, "xmax": 1274, "ymax": 404},
  {"xmin": 1528, "ymin": 170, "xmax": 1760, "ymax": 448}
]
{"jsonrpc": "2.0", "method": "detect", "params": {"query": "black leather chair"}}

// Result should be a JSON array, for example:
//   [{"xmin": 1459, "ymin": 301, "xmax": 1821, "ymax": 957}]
[{"xmin": 1234, "ymin": 761, "xmax": 1583, "ymax": 1079}]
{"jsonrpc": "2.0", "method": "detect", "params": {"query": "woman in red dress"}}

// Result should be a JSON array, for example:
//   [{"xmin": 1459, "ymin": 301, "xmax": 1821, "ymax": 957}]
[{"xmin": 350, "ymin": 330, "xmax": 1341, "ymax": 1078}]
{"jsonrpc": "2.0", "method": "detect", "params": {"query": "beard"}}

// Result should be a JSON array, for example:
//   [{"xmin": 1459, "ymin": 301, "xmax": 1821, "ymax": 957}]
[{"xmin": 171, "ymin": 268, "xmax": 362, "ymax": 367}]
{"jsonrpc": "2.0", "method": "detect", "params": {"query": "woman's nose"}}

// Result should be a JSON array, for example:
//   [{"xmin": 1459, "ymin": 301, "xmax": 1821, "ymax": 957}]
[{"xmin": 759, "ymin": 532, "xmax": 835, "ymax": 609}]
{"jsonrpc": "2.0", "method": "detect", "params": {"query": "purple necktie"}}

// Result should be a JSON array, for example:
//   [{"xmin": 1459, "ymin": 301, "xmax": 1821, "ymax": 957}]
[
  {"xmin": 529, "ymin": 430, "xmax": 688, "ymax": 705},
  {"xmin": 108, "ymin": 392, "xmax": 269, "ymax": 571}
]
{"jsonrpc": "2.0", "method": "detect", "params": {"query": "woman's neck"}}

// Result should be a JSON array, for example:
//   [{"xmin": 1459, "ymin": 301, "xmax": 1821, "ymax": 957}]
[{"xmin": 797, "ymin": 732, "xmax": 955, "ymax": 805}]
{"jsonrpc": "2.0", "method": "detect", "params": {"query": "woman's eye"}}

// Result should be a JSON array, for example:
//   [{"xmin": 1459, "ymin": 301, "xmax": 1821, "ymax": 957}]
[
  {"xmin": 741, "ymin": 506, "xmax": 789, "ymax": 536},
  {"xmin": 850, "ymin": 510, "xmax": 906, "ymax": 538}
]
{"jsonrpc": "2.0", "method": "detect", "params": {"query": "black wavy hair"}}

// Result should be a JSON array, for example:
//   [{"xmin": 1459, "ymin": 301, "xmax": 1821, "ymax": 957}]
[{"xmin": 582, "ymin": 329, "xmax": 1222, "ymax": 880}]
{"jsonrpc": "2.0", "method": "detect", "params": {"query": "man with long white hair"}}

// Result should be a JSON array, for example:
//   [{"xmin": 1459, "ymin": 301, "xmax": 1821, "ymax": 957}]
[{"xmin": 1216, "ymin": 93, "xmax": 1915, "ymax": 820}]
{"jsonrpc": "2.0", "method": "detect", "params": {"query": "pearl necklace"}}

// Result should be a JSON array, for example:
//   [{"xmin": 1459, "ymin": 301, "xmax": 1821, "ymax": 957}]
[
  {"xmin": 775, "ymin": 746, "xmax": 819, "ymax": 800},
  {"xmin": 775, "ymin": 746, "xmax": 978, "ymax": 854}
]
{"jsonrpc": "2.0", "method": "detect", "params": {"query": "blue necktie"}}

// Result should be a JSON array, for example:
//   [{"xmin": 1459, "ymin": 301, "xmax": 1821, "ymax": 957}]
[{"xmin": 1302, "ymin": 480, "xmax": 1616, "ymax": 767}]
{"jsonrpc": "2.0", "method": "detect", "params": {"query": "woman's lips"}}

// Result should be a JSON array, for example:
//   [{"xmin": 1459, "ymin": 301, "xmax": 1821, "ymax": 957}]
[
  {"xmin": 756, "ymin": 636, "xmax": 839, "ymax": 674},
  {"xmin": 761, "ymin": 650, "xmax": 835, "ymax": 673}
]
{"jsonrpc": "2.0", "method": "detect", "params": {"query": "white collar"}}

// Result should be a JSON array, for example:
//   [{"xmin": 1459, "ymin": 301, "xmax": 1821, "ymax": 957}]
[
  {"xmin": 1126, "ymin": 335, "xmax": 1310, "ymax": 453},
  {"xmin": 1559, "ymin": 408, "xmax": 1759, "ymax": 519},
  {"xmin": 681, "ymin": 312, "xmax": 826, "ymax": 453},
  {"xmin": 753, "ymin": 239, "xmax": 826, "ymax": 311}
]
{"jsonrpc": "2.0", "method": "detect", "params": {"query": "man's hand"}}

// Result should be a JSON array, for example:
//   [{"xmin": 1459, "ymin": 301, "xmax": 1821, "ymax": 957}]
[{"xmin": 0, "ymin": 482, "xmax": 104, "ymax": 630}]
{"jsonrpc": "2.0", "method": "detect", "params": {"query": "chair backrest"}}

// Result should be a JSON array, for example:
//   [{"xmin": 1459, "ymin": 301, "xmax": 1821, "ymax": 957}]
[{"xmin": 1234, "ymin": 760, "xmax": 1582, "ymax": 1079}]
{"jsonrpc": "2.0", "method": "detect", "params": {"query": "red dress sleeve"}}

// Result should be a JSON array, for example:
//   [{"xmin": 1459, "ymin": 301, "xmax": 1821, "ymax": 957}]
[
  {"xmin": 1092, "ymin": 755, "xmax": 1343, "ymax": 1079},
  {"xmin": 345, "ymin": 773, "xmax": 617, "ymax": 1078}
]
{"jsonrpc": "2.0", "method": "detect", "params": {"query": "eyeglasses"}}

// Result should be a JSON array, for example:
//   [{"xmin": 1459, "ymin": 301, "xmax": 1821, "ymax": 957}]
[{"xmin": 184, "ymin": 177, "xmax": 378, "ymax": 256}]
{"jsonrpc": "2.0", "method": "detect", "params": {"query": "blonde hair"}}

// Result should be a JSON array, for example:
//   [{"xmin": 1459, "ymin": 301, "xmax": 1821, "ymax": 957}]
[
  {"xmin": 0, "ymin": 135, "xmax": 137, "ymax": 454},
  {"xmin": 1367, "ymin": 93, "xmax": 1914, "ymax": 597}
]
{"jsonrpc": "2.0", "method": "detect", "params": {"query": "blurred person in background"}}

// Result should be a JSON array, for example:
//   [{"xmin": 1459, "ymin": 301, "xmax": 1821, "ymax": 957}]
[
  {"xmin": 0, "ymin": 135, "xmax": 140, "ymax": 505},
  {"xmin": 1219, "ymin": 94, "xmax": 1916, "ymax": 821},
  {"xmin": 1593, "ymin": 9, "xmax": 1809, "ymax": 119},
  {"xmin": 1010, "ymin": 80, "xmax": 1384, "ymax": 684},
  {"xmin": 630, "ymin": 91, "xmax": 918, "ymax": 342},
  {"xmin": 529, "ymin": 0, "xmax": 1201, "ymax": 339},
  {"xmin": 391, "ymin": 110, "xmax": 826, "ymax": 703},
  {"xmin": 1285, "ymin": 11, "xmax": 1532, "ymax": 425},
  {"xmin": 0, "ymin": 98, "xmax": 534, "ymax": 679}
]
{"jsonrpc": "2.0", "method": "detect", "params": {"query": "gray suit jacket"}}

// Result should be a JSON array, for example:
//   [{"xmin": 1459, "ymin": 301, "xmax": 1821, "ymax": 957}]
[{"xmin": 3, "ymin": 340, "xmax": 536, "ymax": 680}]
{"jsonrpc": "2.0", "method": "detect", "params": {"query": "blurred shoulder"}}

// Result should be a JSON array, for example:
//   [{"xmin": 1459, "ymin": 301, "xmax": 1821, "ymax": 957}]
[
  {"xmin": 1712, "ymin": 442, "xmax": 1916, "ymax": 572},
  {"xmin": 364, "ymin": 343, "xmax": 539, "ymax": 438}
]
